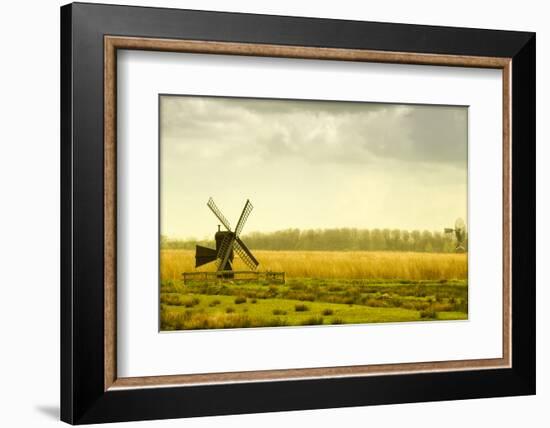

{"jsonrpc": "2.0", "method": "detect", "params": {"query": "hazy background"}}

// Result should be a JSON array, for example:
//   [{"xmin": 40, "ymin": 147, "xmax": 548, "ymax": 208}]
[{"xmin": 160, "ymin": 95, "xmax": 468, "ymax": 240}]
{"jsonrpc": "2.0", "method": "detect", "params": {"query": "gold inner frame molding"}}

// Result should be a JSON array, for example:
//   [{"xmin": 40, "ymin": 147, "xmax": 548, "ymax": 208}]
[{"xmin": 104, "ymin": 35, "xmax": 512, "ymax": 391}]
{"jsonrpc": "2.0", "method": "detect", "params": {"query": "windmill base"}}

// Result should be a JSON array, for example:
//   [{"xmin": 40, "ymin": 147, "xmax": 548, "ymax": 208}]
[{"xmin": 182, "ymin": 270, "xmax": 285, "ymax": 285}]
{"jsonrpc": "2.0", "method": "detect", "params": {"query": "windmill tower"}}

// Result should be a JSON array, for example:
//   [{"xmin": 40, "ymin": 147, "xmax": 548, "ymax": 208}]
[
  {"xmin": 444, "ymin": 218, "xmax": 467, "ymax": 253},
  {"xmin": 194, "ymin": 198, "xmax": 259, "ymax": 275}
]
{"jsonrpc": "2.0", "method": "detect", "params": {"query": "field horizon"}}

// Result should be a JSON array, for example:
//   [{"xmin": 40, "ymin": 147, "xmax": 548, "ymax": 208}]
[{"xmin": 161, "ymin": 226, "xmax": 468, "ymax": 254}]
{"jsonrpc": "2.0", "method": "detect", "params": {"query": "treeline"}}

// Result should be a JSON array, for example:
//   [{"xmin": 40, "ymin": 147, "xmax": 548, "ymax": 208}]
[{"xmin": 162, "ymin": 228, "xmax": 467, "ymax": 253}]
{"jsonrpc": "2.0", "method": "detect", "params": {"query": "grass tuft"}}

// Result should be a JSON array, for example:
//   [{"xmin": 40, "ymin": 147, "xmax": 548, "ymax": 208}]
[
  {"xmin": 420, "ymin": 308, "xmax": 438, "ymax": 319},
  {"xmin": 300, "ymin": 316, "xmax": 323, "ymax": 326}
]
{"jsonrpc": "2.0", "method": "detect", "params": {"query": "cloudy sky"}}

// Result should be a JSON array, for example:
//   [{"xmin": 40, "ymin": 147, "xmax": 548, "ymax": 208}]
[{"xmin": 160, "ymin": 95, "xmax": 467, "ymax": 240}]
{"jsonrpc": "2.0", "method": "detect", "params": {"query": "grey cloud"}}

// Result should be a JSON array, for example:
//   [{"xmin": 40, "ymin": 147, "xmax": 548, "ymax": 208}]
[
  {"xmin": 357, "ymin": 105, "xmax": 467, "ymax": 165},
  {"xmin": 160, "ymin": 95, "xmax": 467, "ymax": 167}
]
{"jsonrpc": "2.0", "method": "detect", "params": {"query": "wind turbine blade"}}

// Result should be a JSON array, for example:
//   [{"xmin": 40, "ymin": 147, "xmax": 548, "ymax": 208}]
[
  {"xmin": 234, "ymin": 237, "xmax": 259, "ymax": 270},
  {"xmin": 207, "ymin": 197, "xmax": 232, "ymax": 231},
  {"xmin": 234, "ymin": 199, "xmax": 253, "ymax": 237}
]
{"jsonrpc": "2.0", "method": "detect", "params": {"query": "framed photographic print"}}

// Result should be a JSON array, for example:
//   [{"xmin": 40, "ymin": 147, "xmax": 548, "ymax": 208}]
[{"xmin": 60, "ymin": 2, "xmax": 535, "ymax": 424}]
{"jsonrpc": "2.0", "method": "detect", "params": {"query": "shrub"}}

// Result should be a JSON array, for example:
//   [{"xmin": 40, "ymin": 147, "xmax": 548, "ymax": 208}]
[
  {"xmin": 226, "ymin": 307, "xmax": 235, "ymax": 314},
  {"xmin": 234, "ymin": 296, "xmax": 247, "ymax": 304},
  {"xmin": 184, "ymin": 297, "xmax": 200, "ymax": 308},
  {"xmin": 160, "ymin": 280, "xmax": 183, "ymax": 293},
  {"xmin": 453, "ymin": 299, "xmax": 468, "ymax": 313},
  {"xmin": 284, "ymin": 291, "xmax": 316, "ymax": 301},
  {"xmin": 420, "ymin": 308, "xmax": 438, "ymax": 319},
  {"xmin": 401, "ymin": 300, "xmax": 430, "ymax": 311},
  {"xmin": 432, "ymin": 302, "xmax": 453, "ymax": 312},
  {"xmin": 273, "ymin": 309, "xmax": 287, "ymax": 315},
  {"xmin": 289, "ymin": 281, "xmax": 309, "ymax": 291},
  {"xmin": 300, "ymin": 316, "xmax": 323, "ymax": 326},
  {"xmin": 160, "ymin": 309, "xmax": 193, "ymax": 330},
  {"xmin": 246, "ymin": 290, "xmax": 262, "ymax": 299},
  {"xmin": 251, "ymin": 298, "xmax": 257, "ymax": 304},
  {"xmin": 322, "ymin": 308, "xmax": 334, "ymax": 316},
  {"xmin": 265, "ymin": 285, "xmax": 278, "ymax": 298},
  {"xmin": 365, "ymin": 298, "xmax": 387, "ymax": 308},
  {"xmin": 388, "ymin": 297, "xmax": 403, "ymax": 307},
  {"xmin": 294, "ymin": 303, "xmax": 309, "ymax": 312},
  {"xmin": 186, "ymin": 313, "xmax": 253, "ymax": 330},
  {"xmin": 262, "ymin": 317, "xmax": 288, "ymax": 327},
  {"xmin": 160, "ymin": 294, "xmax": 200, "ymax": 307},
  {"xmin": 208, "ymin": 299, "xmax": 221, "ymax": 307},
  {"xmin": 160, "ymin": 294, "xmax": 179, "ymax": 305},
  {"xmin": 414, "ymin": 288, "xmax": 427, "ymax": 297}
]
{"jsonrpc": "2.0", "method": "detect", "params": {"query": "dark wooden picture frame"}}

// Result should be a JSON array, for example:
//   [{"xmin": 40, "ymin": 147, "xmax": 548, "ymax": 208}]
[{"xmin": 61, "ymin": 2, "xmax": 535, "ymax": 424}]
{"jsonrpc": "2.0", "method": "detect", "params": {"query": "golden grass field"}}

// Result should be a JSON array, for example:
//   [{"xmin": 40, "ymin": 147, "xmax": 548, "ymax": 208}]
[
  {"xmin": 161, "ymin": 249, "xmax": 468, "ymax": 282},
  {"xmin": 160, "ymin": 249, "xmax": 468, "ymax": 330}
]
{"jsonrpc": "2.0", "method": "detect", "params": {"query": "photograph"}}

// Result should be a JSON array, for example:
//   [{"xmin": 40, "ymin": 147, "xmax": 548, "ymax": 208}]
[{"xmin": 159, "ymin": 95, "xmax": 469, "ymax": 331}]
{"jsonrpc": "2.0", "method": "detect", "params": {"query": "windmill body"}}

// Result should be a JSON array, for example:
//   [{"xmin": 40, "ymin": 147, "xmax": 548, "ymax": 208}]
[
  {"xmin": 444, "ymin": 218, "xmax": 467, "ymax": 253},
  {"xmin": 195, "ymin": 228, "xmax": 234, "ymax": 270}
]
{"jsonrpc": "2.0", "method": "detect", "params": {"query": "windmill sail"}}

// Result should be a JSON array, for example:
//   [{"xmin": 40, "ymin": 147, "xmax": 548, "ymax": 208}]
[
  {"xmin": 234, "ymin": 200, "xmax": 253, "ymax": 237},
  {"xmin": 444, "ymin": 217, "xmax": 467, "ymax": 253},
  {"xmin": 234, "ymin": 238, "xmax": 259, "ymax": 270},
  {"xmin": 207, "ymin": 197, "xmax": 232, "ymax": 231},
  {"xmin": 216, "ymin": 233, "xmax": 235, "ymax": 271},
  {"xmin": 195, "ymin": 245, "xmax": 217, "ymax": 268}
]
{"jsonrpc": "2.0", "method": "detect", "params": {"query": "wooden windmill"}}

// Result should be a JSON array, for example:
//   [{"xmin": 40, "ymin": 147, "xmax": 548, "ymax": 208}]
[
  {"xmin": 444, "ymin": 218, "xmax": 467, "ymax": 253},
  {"xmin": 195, "ymin": 197, "xmax": 259, "ymax": 274}
]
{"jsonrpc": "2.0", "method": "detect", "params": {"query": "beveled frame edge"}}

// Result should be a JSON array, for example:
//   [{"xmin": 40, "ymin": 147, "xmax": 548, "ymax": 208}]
[{"xmin": 104, "ymin": 35, "xmax": 512, "ymax": 392}]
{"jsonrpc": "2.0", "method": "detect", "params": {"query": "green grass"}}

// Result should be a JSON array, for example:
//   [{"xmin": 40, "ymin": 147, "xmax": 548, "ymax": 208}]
[{"xmin": 160, "ymin": 278, "xmax": 468, "ymax": 330}]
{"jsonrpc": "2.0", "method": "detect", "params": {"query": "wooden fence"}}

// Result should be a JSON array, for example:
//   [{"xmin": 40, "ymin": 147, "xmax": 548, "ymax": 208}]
[{"xmin": 182, "ymin": 270, "xmax": 285, "ymax": 284}]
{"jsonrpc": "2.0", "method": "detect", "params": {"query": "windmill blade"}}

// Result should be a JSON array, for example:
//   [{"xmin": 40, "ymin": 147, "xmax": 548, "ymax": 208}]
[
  {"xmin": 234, "ymin": 199, "xmax": 253, "ymax": 237},
  {"xmin": 234, "ymin": 237, "xmax": 259, "ymax": 270},
  {"xmin": 207, "ymin": 197, "xmax": 232, "ymax": 231},
  {"xmin": 216, "ymin": 233, "xmax": 235, "ymax": 271},
  {"xmin": 195, "ymin": 245, "xmax": 217, "ymax": 268}
]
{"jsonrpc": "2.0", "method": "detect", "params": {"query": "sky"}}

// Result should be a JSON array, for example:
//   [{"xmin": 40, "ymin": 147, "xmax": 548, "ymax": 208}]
[{"xmin": 160, "ymin": 95, "xmax": 468, "ymax": 240}]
